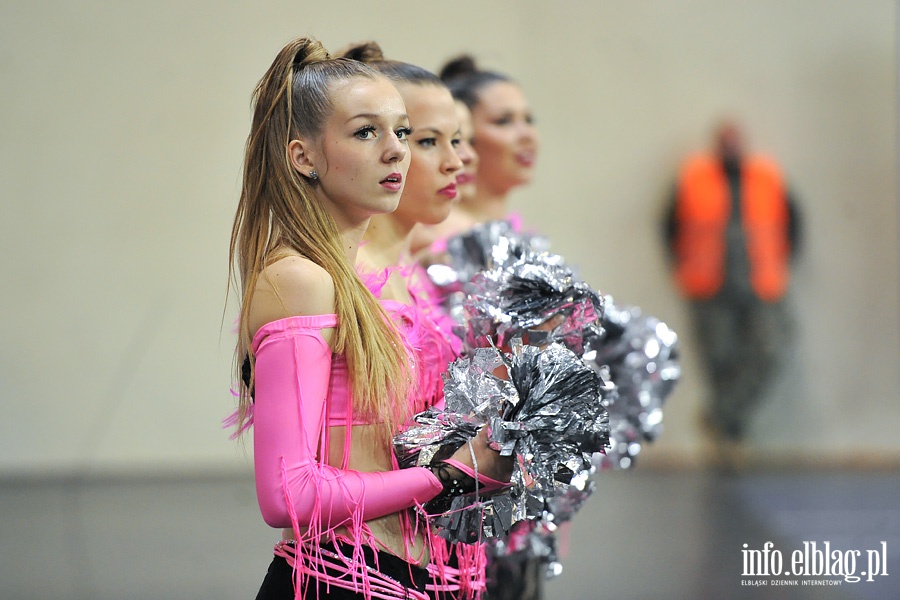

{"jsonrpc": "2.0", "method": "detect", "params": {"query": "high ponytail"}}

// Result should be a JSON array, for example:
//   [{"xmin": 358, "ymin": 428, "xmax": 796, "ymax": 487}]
[
  {"xmin": 438, "ymin": 54, "xmax": 478, "ymax": 82},
  {"xmin": 229, "ymin": 36, "xmax": 411, "ymax": 438},
  {"xmin": 439, "ymin": 54, "xmax": 511, "ymax": 110},
  {"xmin": 336, "ymin": 40, "xmax": 384, "ymax": 64},
  {"xmin": 338, "ymin": 41, "xmax": 443, "ymax": 87}
]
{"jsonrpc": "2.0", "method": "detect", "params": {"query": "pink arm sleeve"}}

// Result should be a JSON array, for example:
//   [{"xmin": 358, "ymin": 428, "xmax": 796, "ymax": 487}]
[{"xmin": 252, "ymin": 320, "xmax": 443, "ymax": 529}]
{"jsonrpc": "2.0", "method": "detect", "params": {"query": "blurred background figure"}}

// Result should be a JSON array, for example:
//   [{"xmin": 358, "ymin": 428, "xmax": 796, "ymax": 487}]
[{"xmin": 664, "ymin": 120, "xmax": 802, "ymax": 466}]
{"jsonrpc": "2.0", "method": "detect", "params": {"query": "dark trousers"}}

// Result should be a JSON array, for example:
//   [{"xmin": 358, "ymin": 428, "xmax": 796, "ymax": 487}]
[{"xmin": 692, "ymin": 295, "xmax": 793, "ymax": 439}]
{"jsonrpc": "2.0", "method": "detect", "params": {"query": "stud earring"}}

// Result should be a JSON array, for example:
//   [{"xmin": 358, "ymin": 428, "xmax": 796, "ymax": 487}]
[{"xmin": 309, "ymin": 169, "xmax": 318, "ymax": 180}]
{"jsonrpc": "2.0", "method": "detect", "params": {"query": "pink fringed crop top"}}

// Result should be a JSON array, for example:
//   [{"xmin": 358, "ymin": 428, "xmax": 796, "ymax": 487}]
[
  {"xmin": 231, "ymin": 308, "xmax": 497, "ymax": 600},
  {"xmin": 235, "ymin": 274, "xmax": 494, "ymax": 599},
  {"xmin": 360, "ymin": 263, "xmax": 463, "ymax": 412},
  {"xmin": 250, "ymin": 314, "xmax": 444, "ymax": 530}
]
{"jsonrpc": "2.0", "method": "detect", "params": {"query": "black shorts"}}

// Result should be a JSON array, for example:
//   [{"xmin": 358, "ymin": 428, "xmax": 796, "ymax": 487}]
[{"xmin": 255, "ymin": 541, "xmax": 430, "ymax": 599}]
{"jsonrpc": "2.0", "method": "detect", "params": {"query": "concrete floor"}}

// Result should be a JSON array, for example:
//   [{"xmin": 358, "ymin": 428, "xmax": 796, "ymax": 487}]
[{"xmin": 1, "ymin": 469, "xmax": 898, "ymax": 599}]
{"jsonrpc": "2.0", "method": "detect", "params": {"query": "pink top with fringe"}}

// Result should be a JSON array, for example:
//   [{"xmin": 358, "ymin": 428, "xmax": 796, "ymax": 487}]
[
  {"xmin": 361, "ymin": 262, "xmax": 463, "ymax": 411},
  {"xmin": 251, "ymin": 315, "xmax": 444, "ymax": 599},
  {"xmin": 235, "ymin": 305, "xmax": 486, "ymax": 599}
]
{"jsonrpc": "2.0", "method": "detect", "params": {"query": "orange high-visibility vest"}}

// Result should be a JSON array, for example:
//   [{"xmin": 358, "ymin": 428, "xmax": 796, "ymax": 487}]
[{"xmin": 674, "ymin": 154, "xmax": 791, "ymax": 302}]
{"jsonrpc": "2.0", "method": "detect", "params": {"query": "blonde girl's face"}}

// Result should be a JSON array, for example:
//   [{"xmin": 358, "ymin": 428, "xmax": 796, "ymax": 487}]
[
  {"xmin": 470, "ymin": 81, "xmax": 539, "ymax": 195},
  {"xmin": 309, "ymin": 76, "xmax": 412, "ymax": 226},
  {"xmin": 453, "ymin": 100, "xmax": 479, "ymax": 201},
  {"xmin": 392, "ymin": 83, "xmax": 463, "ymax": 227}
]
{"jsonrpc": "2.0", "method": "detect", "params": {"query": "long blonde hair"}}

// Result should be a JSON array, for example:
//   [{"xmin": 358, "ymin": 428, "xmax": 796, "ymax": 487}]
[{"xmin": 228, "ymin": 37, "xmax": 410, "ymax": 436}]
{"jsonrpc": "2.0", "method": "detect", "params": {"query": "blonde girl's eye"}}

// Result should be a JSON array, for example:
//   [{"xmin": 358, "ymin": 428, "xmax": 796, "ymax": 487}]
[
  {"xmin": 354, "ymin": 126, "xmax": 376, "ymax": 140},
  {"xmin": 396, "ymin": 127, "xmax": 412, "ymax": 141}
]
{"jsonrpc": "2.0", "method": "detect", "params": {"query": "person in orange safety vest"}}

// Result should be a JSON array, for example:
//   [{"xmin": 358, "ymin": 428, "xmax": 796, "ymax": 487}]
[{"xmin": 664, "ymin": 120, "xmax": 801, "ymax": 456}]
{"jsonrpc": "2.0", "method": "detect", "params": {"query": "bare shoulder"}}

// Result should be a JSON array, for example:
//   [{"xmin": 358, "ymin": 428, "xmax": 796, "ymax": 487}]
[{"xmin": 248, "ymin": 255, "xmax": 336, "ymax": 336}]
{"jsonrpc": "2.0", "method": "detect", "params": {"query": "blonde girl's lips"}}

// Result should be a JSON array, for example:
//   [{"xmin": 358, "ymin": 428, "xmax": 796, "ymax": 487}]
[{"xmin": 380, "ymin": 172, "xmax": 403, "ymax": 191}]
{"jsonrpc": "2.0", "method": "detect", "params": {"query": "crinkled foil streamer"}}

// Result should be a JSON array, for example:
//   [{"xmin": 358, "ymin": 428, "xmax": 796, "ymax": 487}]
[
  {"xmin": 430, "ymin": 220, "xmax": 550, "ymax": 286},
  {"xmin": 427, "ymin": 222, "xmax": 680, "ymax": 471},
  {"xmin": 484, "ymin": 467, "xmax": 596, "ymax": 579},
  {"xmin": 420, "ymin": 219, "xmax": 681, "ymax": 574},
  {"xmin": 585, "ymin": 296, "xmax": 681, "ymax": 470},
  {"xmin": 393, "ymin": 343, "xmax": 609, "ymax": 544},
  {"xmin": 426, "ymin": 220, "xmax": 550, "ymax": 328},
  {"xmin": 461, "ymin": 251, "xmax": 605, "ymax": 355}
]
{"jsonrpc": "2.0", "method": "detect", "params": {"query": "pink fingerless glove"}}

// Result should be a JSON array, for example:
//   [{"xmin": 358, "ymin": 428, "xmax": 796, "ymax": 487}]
[{"xmin": 252, "ymin": 317, "xmax": 443, "ymax": 529}]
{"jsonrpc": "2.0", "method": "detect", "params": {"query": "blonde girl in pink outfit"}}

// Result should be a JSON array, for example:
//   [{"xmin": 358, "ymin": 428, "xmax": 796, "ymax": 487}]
[{"xmin": 229, "ymin": 37, "xmax": 508, "ymax": 600}]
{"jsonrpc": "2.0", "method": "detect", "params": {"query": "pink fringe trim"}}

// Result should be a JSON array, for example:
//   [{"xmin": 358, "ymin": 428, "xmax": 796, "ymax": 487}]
[{"xmin": 229, "ymin": 264, "xmax": 487, "ymax": 599}]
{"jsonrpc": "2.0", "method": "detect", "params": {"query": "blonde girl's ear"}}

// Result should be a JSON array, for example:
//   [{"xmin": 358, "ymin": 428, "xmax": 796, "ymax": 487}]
[{"xmin": 288, "ymin": 138, "xmax": 319, "ymax": 180}]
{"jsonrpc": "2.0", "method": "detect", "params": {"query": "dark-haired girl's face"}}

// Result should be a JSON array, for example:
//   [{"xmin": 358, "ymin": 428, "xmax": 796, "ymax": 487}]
[
  {"xmin": 470, "ymin": 81, "xmax": 539, "ymax": 196},
  {"xmin": 308, "ymin": 76, "xmax": 411, "ymax": 226},
  {"xmin": 394, "ymin": 83, "xmax": 463, "ymax": 227}
]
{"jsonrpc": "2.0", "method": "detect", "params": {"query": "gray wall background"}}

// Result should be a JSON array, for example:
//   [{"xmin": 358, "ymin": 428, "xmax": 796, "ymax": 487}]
[{"xmin": 1, "ymin": 0, "xmax": 897, "ymax": 476}]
